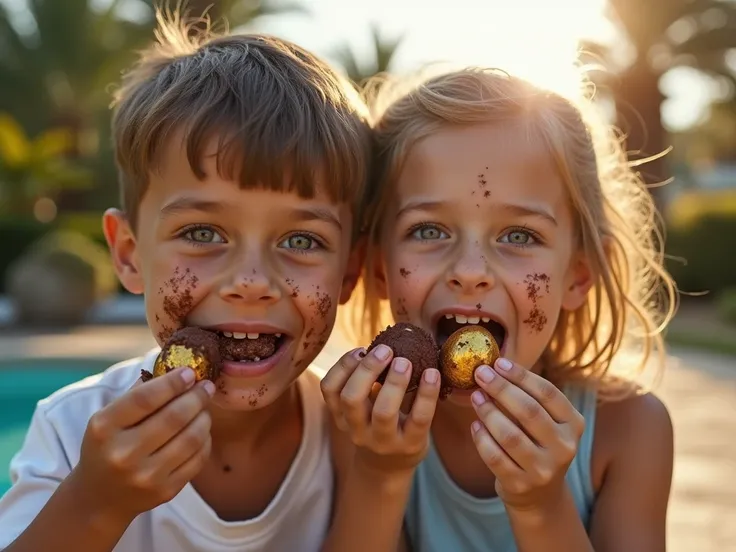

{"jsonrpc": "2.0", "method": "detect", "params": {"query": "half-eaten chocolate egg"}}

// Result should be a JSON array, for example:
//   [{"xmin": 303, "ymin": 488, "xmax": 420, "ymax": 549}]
[{"xmin": 148, "ymin": 327, "xmax": 222, "ymax": 382}]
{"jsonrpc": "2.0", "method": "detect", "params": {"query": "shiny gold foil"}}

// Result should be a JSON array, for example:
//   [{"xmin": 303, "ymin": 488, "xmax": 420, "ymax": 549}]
[
  {"xmin": 153, "ymin": 344, "xmax": 214, "ymax": 382},
  {"xmin": 439, "ymin": 325, "xmax": 500, "ymax": 389}
]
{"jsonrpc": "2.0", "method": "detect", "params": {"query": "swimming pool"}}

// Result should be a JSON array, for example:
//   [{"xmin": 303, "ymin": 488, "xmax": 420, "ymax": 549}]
[{"xmin": 0, "ymin": 359, "xmax": 109, "ymax": 496}]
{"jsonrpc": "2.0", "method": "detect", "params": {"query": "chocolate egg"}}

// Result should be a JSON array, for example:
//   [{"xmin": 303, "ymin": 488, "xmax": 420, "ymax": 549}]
[
  {"xmin": 439, "ymin": 325, "xmax": 500, "ymax": 390},
  {"xmin": 153, "ymin": 327, "xmax": 222, "ymax": 382}
]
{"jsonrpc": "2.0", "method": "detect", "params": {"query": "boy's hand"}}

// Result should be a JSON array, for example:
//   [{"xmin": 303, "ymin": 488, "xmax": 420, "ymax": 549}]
[
  {"xmin": 469, "ymin": 358, "xmax": 585, "ymax": 512},
  {"xmin": 321, "ymin": 346, "xmax": 441, "ymax": 475},
  {"xmin": 70, "ymin": 367, "xmax": 215, "ymax": 525}
]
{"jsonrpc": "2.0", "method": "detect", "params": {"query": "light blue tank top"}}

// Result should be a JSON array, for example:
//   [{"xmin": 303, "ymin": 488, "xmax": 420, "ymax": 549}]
[{"xmin": 404, "ymin": 384, "xmax": 597, "ymax": 552}]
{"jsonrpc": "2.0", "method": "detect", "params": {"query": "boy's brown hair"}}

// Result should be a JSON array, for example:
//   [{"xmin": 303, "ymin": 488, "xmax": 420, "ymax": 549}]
[{"xmin": 110, "ymin": 9, "xmax": 372, "ymax": 232}]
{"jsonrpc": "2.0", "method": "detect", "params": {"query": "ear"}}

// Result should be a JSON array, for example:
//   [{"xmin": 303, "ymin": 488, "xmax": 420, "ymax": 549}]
[
  {"xmin": 561, "ymin": 250, "xmax": 594, "ymax": 312},
  {"xmin": 103, "ymin": 208, "xmax": 144, "ymax": 295},
  {"xmin": 339, "ymin": 236, "xmax": 366, "ymax": 304}
]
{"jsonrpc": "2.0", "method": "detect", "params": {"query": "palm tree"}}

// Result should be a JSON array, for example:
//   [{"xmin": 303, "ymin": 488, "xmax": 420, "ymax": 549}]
[
  {"xmin": 585, "ymin": 0, "xmax": 736, "ymax": 207},
  {"xmin": 332, "ymin": 24, "xmax": 403, "ymax": 89}
]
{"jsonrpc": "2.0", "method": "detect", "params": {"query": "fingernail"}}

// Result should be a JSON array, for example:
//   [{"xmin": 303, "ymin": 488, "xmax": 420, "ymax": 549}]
[
  {"xmin": 393, "ymin": 358, "xmax": 409, "ymax": 373},
  {"xmin": 472, "ymin": 390, "xmax": 487, "ymax": 406},
  {"xmin": 203, "ymin": 380, "xmax": 216, "ymax": 397},
  {"xmin": 424, "ymin": 369, "xmax": 439, "ymax": 384},
  {"xmin": 477, "ymin": 365, "xmax": 495, "ymax": 383},
  {"xmin": 373, "ymin": 344, "xmax": 391, "ymax": 360},
  {"xmin": 471, "ymin": 420, "xmax": 482, "ymax": 434},
  {"xmin": 352, "ymin": 348, "xmax": 367, "ymax": 360},
  {"xmin": 497, "ymin": 358, "xmax": 513, "ymax": 371},
  {"xmin": 181, "ymin": 368, "xmax": 196, "ymax": 385}
]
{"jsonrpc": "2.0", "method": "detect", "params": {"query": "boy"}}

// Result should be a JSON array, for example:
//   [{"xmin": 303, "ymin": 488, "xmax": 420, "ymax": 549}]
[{"xmin": 0, "ymin": 11, "xmax": 371, "ymax": 552}]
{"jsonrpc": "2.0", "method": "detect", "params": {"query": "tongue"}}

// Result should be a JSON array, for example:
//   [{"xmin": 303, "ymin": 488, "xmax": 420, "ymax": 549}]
[{"xmin": 220, "ymin": 335, "xmax": 278, "ymax": 361}]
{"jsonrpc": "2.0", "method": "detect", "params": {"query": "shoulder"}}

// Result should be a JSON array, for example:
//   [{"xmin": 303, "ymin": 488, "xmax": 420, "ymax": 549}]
[
  {"xmin": 596, "ymin": 390, "xmax": 673, "ymax": 459},
  {"xmin": 38, "ymin": 349, "xmax": 158, "ymax": 428}
]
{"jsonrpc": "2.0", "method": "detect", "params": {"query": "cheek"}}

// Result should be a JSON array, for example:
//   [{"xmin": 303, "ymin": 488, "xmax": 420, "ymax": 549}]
[
  {"xmin": 145, "ymin": 255, "xmax": 220, "ymax": 343},
  {"xmin": 509, "ymin": 269, "xmax": 558, "ymax": 335}
]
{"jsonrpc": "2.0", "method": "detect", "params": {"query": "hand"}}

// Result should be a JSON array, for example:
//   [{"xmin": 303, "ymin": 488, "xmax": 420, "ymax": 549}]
[
  {"xmin": 321, "ymin": 345, "xmax": 442, "ymax": 474},
  {"xmin": 70, "ymin": 367, "xmax": 215, "ymax": 524},
  {"xmin": 469, "ymin": 358, "xmax": 585, "ymax": 511}
]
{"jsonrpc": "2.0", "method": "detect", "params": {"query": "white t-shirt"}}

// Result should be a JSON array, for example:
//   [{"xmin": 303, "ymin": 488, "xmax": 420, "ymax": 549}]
[{"xmin": 0, "ymin": 349, "xmax": 334, "ymax": 551}]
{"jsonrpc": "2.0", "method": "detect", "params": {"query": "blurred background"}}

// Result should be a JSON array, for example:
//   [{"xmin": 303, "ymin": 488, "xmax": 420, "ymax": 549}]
[{"xmin": 0, "ymin": 0, "xmax": 734, "ymax": 550}]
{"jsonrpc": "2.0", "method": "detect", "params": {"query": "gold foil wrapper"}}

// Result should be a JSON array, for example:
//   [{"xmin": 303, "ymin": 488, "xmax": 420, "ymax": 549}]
[
  {"xmin": 153, "ymin": 344, "xmax": 214, "ymax": 382},
  {"xmin": 439, "ymin": 325, "xmax": 500, "ymax": 390}
]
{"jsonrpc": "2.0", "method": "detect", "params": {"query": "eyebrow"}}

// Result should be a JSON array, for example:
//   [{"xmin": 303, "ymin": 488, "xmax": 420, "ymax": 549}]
[
  {"xmin": 290, "ymin": 206, "xmax": 343, "ymax": 232},
  {"xmin": 160, "ymin": 197, "xmax": 225, "ymax": 218},
  {"xmin": 397, "ymin": 199, "xmax": 557, "ymax": 226}
]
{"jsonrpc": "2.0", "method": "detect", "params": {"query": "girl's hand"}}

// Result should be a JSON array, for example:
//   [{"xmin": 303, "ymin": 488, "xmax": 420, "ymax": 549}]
[
  {"xmin": 321, "ymin": 346, "xmax": 442, "ymax": 474},
  {"xmin": 469, "ymin": 358, "xmax": 585, "ymax": 511}
]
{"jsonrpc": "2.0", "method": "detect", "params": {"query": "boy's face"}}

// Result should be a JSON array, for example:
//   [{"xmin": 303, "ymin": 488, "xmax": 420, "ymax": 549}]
[
  {"xmin": 377, "ymin": 123, "xmax": 592, "ymax": 406},
  {"xmin": 104, "ymin": 137, "xmax": 359, "ymax": 411}
]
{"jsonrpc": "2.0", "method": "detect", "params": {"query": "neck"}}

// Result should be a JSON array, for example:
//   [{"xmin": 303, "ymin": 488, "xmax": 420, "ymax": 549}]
[{"xmin": 209, "ymin": 384, "xmax": 301, "ymax": 449}]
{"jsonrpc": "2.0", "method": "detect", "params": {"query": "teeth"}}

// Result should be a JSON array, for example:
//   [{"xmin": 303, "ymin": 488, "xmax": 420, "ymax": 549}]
[
  {"xmin": 275, "ymin": 333, "xmax": 281, "ymax": 338},
  {"xmin": 481, "ymin": 317, "xmax": 490, "ymax": 323},
  {"xmin": 223, "ymin": 331, "xmax": 233, "ymax": 337},
  {"xmin": 455, "ymin": 314, "xmax": 468, "ymax": 324},
  {"xmin": 232, "ymin": 332, "xmax": 247, "ymax": 339},
  {"xmin": 247, "ymin": 333, "xmax": 259, "ymax": 339},
  {"xmin": 253, "ymin": 356, "xmax": 260, "ymax": 362},
  {"xmin": 445, "ymin": 314, "xmax": 453, "ymax": 319},
  {"xmin": 467, "ymin": 316, "xmax": 480, "ymax": 324}
]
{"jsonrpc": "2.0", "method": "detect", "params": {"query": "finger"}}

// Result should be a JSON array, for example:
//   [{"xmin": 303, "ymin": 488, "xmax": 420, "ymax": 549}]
[
  {"xmin": 471, "ymin": 390, "xmax": 539, "ymax": 471},
  {"xmin": 370, "ymin": 358, "xmax": 413, "ymax": 441},
  {"xmin": 103, "ymin": 367, "xmax": 198, "ymax": 428},
  {"xmin": 150, "ymin": 410, "xmax": 212, "ymax": 476},
  {"xmin": 167, "ymin": 433, "xmax": 212, "ymax": 491},
  {"xmin": 403, "ymin": 369, "xmax": 441, "ymax": 444},
  {"xmin": 340, "ymin": 345, "xmax": 393, "ymax": 438},
  {"xmin": 474, "ymin": 365, "xmax": 557, "ymax": 445},
  {"xmin": 471, "ymin": 419, "xmax": 524, "ymax": 480},
  {"xmin": 320, "ymin": 348, "xmax": 365, "ymax": 426},
  {"xmin": 493, "ymin": 358, "xmax": 573, "ymax": 423},
  {"xmin": 127, "ymin": 380, "xmax": 214, "ymax": 455}
]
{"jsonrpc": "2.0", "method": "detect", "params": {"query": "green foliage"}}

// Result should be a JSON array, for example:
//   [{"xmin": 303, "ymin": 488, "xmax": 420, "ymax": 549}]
[{"xmin": 716, "ymin": 288, "xmax": 736, "ymax": 325}]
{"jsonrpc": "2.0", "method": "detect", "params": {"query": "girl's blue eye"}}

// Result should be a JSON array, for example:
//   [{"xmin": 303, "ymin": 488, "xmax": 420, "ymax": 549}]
[
  {"xmin": 500, "ymin": 229, "xmax": 536, "ymax": 246},
  {"xmin": 411, "ymin": 225, "xmax": 448, "ymax": 241},
  {"xmin": 279, "ymin": 234, "xmax": 320, "ymax": 251},
  {"xmin": 185, "ymin": 227, "xmax": 225, "ymax": 244}
]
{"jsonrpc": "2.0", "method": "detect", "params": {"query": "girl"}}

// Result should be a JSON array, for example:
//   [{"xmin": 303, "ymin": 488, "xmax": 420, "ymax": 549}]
[{"xmin": 321, "ymin": 67, "xmax": 677, "ymax": 551}]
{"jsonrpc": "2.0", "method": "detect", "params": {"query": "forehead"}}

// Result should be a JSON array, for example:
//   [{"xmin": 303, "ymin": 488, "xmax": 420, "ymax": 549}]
[{"xmin": 398, "ymin": 122, "xmax": 568, "ymax": 210}]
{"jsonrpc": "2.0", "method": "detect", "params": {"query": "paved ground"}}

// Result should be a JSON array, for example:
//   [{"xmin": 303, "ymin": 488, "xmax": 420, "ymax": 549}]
[{"xmin": 1, "ymin": 324, "xmax": 734, "ymax": 551}]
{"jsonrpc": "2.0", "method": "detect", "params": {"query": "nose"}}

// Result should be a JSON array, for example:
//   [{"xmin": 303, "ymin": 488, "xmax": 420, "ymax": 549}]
[
  {"xmin": 219, "ymin": 252, "xmax": 282, "ymax": 305},
  {"xmin": 446, "ymin": 244, "xmax": 495, "ymax": 294}
]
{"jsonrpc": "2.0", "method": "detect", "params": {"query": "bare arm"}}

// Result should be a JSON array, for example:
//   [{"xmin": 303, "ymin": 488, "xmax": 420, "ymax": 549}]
[
  {"xmin": 320, "ymin": 347, "xmax": 441, "ymax": 552},
  {"xmin": 588, "ymin": 393, "xmax": 673, "ymax": 552},
  {"xmin": 5, "ymin": 469, "xmax": 131, "ymax": 552},
  {"xmin": 505, "ymin": 485, "xmax": 594, "ymax": 552}
]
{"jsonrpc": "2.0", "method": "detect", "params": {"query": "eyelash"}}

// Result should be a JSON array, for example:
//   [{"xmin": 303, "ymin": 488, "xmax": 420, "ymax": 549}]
[
  {"xmin": 176, "ymin": 226, "xmax": 326, "ymax": 253},
  {"xmin": 178, "ymin": 225, "xmax": 226, "ymax": 248},
  {"xmin": 280, "ymin": 232, "xmax": 327, "ymax": 255},
  {"xmin": 406, "ymin": 222, "xmax": 543, "ymax": 248}
]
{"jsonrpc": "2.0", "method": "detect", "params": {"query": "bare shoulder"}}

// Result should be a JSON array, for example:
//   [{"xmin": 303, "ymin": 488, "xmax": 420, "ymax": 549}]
[{"xmin": 589, "ymin": 390, "xmax": 673, "ymax": 551}]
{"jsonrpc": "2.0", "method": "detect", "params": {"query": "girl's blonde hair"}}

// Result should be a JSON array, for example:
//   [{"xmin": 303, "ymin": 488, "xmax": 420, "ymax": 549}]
[{"xmin": 344, "ymin": 66, "xmax": 677, "ymax": 401}]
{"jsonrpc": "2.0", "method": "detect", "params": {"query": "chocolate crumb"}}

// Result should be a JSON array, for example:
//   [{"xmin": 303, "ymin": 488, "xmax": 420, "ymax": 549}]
[{"xmin": 399, "ymin": 268, "xmax": 411, "ymax": 278}]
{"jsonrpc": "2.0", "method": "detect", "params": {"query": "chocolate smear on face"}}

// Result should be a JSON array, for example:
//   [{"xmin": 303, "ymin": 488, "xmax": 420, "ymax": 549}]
[
  {"xmin": 157, "ymin": 267, "xmax": 199, "ymax": 342},
  {"xmin": 399, "ymin": 268, "xmax": 411, "ymax": 278},
  {"xmin": 523, "ymin": 273, "xmax": 551, "ymax": 333}
]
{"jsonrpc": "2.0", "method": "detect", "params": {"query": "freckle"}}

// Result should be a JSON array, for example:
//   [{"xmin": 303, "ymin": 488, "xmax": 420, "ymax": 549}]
[{"xmin": 476, "ymin": 203, "xmax": 480, "ymax": 208}]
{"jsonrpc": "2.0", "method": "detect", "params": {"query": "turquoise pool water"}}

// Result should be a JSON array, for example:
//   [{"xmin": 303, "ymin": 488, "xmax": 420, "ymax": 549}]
[{"xmin": 0, "ymin": 359, "xmax": 109, "ymax": 497}]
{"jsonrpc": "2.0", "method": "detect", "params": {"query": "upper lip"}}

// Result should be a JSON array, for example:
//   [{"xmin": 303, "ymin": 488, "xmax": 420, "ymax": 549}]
[
  {"xmin": 431, "ymin": 306, "xmax": 508, "ymax": 335},
  {"xmin": 204, "ymin": 322, "xmax": 292, "ymax": 336}
]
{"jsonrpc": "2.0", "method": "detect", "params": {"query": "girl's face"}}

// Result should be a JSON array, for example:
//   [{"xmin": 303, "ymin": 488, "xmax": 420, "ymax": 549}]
[{"xmin": 377, "ymin": 122, "xmax": 592, "ymax": 405}]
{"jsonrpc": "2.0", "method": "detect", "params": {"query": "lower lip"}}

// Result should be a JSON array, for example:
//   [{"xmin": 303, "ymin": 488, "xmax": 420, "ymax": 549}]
[{"xmin": 219, "ymin": 339, "xmax": 289, "ymax": 378}]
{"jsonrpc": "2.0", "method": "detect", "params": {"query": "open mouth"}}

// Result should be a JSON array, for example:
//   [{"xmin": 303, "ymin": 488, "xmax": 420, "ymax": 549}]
[
  {"xmin": 214, "ymin": 331, "xmax": 288, "ymax": 363},
  {"xmin": 434, "ymin": 313, "xmax": 507, "ymax": 352}
]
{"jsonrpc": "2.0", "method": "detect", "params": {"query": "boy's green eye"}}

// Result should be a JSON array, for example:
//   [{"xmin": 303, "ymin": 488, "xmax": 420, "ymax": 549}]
[{"xmin": 185, "ymin": 227, "xmax": 225, "ymax": 243}]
